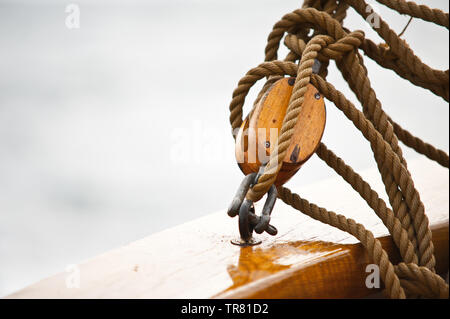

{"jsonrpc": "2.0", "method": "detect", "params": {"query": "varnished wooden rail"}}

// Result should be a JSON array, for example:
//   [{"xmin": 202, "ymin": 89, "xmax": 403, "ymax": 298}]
[{"xmin": 6, "ymin": 158, "xmax": 448, "ymax": 298}]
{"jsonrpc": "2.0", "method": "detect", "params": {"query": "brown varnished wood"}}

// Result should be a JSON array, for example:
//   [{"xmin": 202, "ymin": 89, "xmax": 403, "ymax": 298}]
[
  {"xmin": 235, "ymin": 78, "xmax": 326, "ymax": 186},
  {"xmin": 216, "ymin": 222, "xmax": 448, "ymax": 299},
  {"xmin": 5, "ymin": 159, "xmax": 448, "ymax": 299}
]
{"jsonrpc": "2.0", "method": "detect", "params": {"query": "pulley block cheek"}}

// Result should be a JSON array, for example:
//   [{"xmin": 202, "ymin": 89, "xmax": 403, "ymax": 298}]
[{"xmin": 235, "ymin": 77, "xmax": 326, "ymax": 186}]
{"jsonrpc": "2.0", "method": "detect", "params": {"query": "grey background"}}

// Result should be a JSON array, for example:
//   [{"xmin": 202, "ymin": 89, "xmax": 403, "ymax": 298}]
[{"xmin": 0, "ymin": 0, "xmax": 448, "ymax": 296}]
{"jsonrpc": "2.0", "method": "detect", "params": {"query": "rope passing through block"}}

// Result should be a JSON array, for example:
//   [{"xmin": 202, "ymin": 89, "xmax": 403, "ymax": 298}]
[{"xmin": 226, "ymin": 0, "xmax": 449, "ymax": 299}]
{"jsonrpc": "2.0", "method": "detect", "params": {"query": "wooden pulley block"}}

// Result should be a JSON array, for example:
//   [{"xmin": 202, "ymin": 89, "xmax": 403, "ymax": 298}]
[{"xmin": 235, "ymin": 77, "xmax": 326, "ymax": 186}]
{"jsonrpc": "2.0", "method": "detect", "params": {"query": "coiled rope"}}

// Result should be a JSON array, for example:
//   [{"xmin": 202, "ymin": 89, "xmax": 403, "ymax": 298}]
[{"xmin": 228, "ymin": 0, "xmax": 449, "ymax": 298}]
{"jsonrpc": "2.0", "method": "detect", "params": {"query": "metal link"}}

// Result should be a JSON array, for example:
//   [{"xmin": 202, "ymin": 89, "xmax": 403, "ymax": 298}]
[
  {"xmin": 254, "ymin": 184, "xmax": 277, "ymax": 234},
  {"xmin": 238, "ymin": 199, "xmax": 254, "ymax": 241},
  {"xmin": 227, "ymin": 173, "xmax": 257, "ymax": 217},
  {"xmin": 228, "ymin": 169, "xmax": 278, "ymax": 245}
]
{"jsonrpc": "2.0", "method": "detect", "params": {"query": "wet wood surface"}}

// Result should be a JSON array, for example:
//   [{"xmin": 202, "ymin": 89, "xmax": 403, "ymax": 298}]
[{"xmin": 6, "ymin": 158, "xmax": 448, "ymax": 298}]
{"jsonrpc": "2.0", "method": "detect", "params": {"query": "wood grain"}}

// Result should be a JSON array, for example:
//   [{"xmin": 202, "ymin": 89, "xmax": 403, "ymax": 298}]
[
  {"xmin": 5, "ymin": 158, "xmax": 448, "ymax": 299},
  {"xmin": 235, "ymin": 77, "xmax": 326, "ymax": 186},
  {"xmin": 216, "ymin": 222, "xmax": 448, "ymax": 298}
]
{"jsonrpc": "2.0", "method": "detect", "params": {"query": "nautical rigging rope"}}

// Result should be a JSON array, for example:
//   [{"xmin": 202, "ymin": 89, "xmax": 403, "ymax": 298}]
[{"xmin": 228, "ymin": 0, "xmax": 449, "ymax": 298}]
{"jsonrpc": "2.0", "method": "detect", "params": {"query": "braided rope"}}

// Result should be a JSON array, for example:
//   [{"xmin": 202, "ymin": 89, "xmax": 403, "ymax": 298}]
[{"xmin": 227, "ymin": 0, "xmax": 449, "ymax": 298}]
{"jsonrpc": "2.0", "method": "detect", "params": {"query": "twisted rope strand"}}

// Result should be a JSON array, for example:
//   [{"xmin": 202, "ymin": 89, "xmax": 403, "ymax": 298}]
[
  {"xmin": 388, "ymin": 116, "xmax": 450, "ymax": 168},
  {"xmin": 316, "ymin": 143, "xmax": 418, "ymax": 265},
  {"xmin": 360, "ymin": 40, "xmax": 449, "ymax": 101},
  {"xmin": 345, "ymin": 0, "xmax": 449, "ymax": 85},
  {"xmin": 375, "ymin": 0, "xmax": 449, "ymax": 29},
  {"xmin": 310, "ymin": 73, "xmax": 436, "ymax": 270},
  {"xmin": 277, "ymin": 186, "xmax": 406, "ymax": 299}
]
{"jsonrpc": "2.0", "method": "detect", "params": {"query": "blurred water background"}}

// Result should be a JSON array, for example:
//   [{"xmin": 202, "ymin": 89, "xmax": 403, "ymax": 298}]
[{"xmin": 0, "ymin": 0, "xmax": 448, "ymax": 297}]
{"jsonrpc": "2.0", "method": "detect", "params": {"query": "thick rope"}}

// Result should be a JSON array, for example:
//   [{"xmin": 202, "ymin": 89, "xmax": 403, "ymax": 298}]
[
  {"xmin": 345, "ymin": 0, "xmax": 449, "ymax": 85},
  {"xmin": 283, "ymin": 34, "xmax": 450, "ymax": 168},
  {"xmin": 227, "ymin": 0, "xmax": 449, "ymax": 298},
  {"xmin": 375, "ymin": 0, "xmax": 449, "ymax": 29},
  {"xmin": 278, "ymin": 185, "xmax": 405, "ymax": 299},
  {"xmin": 316, "ymin": 143, "xmax": 418, "ymax": 265}
]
